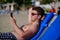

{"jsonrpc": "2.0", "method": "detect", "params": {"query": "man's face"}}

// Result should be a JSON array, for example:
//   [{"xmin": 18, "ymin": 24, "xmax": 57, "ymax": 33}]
[{"xmin": 31, "ymin": 10, "xmax": 40, "ymax": 22}]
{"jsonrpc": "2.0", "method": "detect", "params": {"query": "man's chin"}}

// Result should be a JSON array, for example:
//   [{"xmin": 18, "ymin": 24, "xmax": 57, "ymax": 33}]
[{"xmin": 31, "ymin": 20, "xmax": 35, "ymax": 22}]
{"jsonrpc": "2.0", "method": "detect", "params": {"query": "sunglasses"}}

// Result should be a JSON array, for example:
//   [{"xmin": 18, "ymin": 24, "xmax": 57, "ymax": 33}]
[{"xmin": 31, "ymin": 13, "xmax": 39, "ymax": 16}]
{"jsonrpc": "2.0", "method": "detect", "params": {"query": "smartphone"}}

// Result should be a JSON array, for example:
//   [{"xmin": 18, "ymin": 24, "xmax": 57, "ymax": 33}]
[{"xmin": 10, "ymin": 13, "xmax": 13, "ymax": 18}]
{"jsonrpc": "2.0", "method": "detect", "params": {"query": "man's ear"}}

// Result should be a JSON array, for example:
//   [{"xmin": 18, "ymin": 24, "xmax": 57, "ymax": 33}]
[
  {"xmin": 41, "ymin": 16, "xmax": 45, "ymax": 20},
  {"xmin": 38, "ymin": 15, "xmax": 41, "ymax": 19}
]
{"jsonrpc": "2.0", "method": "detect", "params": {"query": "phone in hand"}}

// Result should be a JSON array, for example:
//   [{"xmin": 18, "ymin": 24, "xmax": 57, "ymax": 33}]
[{"xmin": 10, "ymin": 13, "xmax": 13, "ymax": 18}]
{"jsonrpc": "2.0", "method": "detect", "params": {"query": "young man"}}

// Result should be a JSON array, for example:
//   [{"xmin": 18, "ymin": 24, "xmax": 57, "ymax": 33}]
[{"xmin": 0, "ymin": 7, "xmax": 45, "ymax": 40}]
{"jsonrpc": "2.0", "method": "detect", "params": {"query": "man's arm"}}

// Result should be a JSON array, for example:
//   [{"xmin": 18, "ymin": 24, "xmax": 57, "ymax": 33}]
[
  {"xmin": 28, "ymin": 7, "xmax": 32, "ymax": 23},
  {"xmin": 22, "ymin": 29, "xmax": 33, "ymax": 38},
  {"xmin": 10, "ymin": 16, "xmax": 24, "ymax": 36},
  {"xmin": 10, "ymin": 16, "xmax": 33, "ymax": 37}
]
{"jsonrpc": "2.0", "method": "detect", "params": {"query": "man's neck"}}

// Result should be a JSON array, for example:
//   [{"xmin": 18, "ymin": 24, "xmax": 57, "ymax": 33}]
[
  {"xmin": 28, "ymin": 20, "xmax": 39, "ymax": 25},
  {"xmin": 32, "ymin": 20, "xmax": 39, "ymax": 25}
]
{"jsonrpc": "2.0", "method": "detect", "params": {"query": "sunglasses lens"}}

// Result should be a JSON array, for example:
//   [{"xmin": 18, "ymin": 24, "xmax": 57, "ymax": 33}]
[
  {"xmin": 32, "ymin": 13, "xmax": 39, "ymax": 16},
  {"xmin": 32, "ymin": 13, "xmax": 35, "ymax": 16}
]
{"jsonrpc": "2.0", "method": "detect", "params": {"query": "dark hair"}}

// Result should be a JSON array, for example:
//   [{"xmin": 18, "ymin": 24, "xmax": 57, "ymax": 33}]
[
  {"xmin": 32, "ymin": 7, "xmax": 45, "ymax": 21},
  {"xmin": 58, "ymin": 7, "xmax": 60, "ymax": 9},
  {"xmin": 58, "ymin": 7, "xmax": 60, "ymax": 15},
  {"xmin": 32, "ymin": 7, "xmax": 45, "ymax": 17}
]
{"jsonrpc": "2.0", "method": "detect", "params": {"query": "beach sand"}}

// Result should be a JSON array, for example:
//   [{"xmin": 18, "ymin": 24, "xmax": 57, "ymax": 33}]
[{"xmin": 0, "ymin": 10, "xmax": 28, "ymax": 32}]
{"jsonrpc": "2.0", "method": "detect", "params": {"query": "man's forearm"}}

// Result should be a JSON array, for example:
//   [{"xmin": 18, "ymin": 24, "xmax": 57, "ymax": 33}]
[
  {"xmin": 10, "ymin": 17, "xmax": 24, "ymax": 35},
  {"xmin": 12, "ymin": 23, "xmax": 24, "ymax": 36}
]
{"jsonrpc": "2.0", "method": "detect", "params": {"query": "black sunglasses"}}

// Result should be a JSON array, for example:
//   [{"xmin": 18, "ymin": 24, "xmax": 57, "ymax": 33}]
[{"xmin": 31, "ymin": 13, "xmax": 39, "ymax": 16}]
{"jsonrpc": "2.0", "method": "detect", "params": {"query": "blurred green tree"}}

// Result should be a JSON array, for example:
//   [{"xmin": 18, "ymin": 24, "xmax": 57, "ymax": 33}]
[
  {"xmin": 23, "ymin": 0, "xmax": 31, "ymax": 6},
  {"xmin": 40, "ymin": 0, "xmax": 53, "ymax": 4},
  {"xmin": 0, "ymin": 0, "xmax": 3, "ymax": 3},
  {"xmin": 58, "ymin": 0, "xmax": 60, "ymax": 2},
  {"xmin": 14, "ymin": 0, "xmax": 23, "ymax": 6},
  {"xmin": 6, "ymin": 0, "xmax": 12, "ymax": 3}
]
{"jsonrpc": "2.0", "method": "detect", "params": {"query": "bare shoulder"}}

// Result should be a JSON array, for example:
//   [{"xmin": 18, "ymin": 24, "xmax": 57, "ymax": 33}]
[
  {"xmin": 24, "ymin": 23, "xmax": 38, "ymax": 32},
  {"xmin": 21, "ymin": 23, "xmax": 31, "ymax": 32},
  {"xmin": 21, "ymin": 23, "xmax": 39, "ymax": 38}
]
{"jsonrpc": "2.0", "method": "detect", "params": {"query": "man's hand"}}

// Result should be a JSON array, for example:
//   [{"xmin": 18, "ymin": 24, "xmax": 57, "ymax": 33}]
[
  {"xmin": 28, "ymin": 7, "xmax": 32, "ymax": 23},
  {"xmin": 10, "ymin": 16, "xmax": 16, "ymax": 26},
  {"xmin": 29, "ymin": 7, "xmax": 32, "ymax": 14},
  {"xmin": 10, "ymin": 16, "xmax": 24, "ymax": 36}
]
